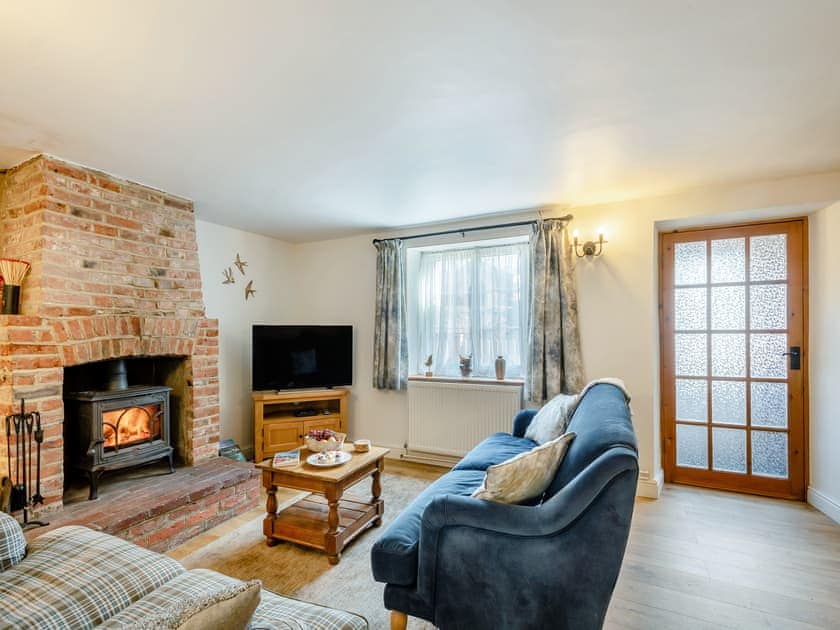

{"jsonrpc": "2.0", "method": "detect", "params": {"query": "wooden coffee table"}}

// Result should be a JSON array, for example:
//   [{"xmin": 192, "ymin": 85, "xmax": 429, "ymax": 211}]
[{"xmin": 257, "ymin": 445, "xmax": 389, "ymax": 564}]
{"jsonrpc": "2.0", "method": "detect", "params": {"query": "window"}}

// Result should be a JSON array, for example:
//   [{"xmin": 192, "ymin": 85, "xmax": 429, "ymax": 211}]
[{"xmin": 414, "ymin": 240, "xmax": 530, "ymax": 378}]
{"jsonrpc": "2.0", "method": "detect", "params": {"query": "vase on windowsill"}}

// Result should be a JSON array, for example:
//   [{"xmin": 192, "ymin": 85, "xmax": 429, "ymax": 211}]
[{"xmin": 495, "ymin": 356, "xmax": 506, "ymax": 380}]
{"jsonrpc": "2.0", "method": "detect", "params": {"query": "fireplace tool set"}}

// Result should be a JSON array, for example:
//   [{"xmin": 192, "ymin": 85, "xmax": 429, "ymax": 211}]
[{"xmin": 3, "ymin": 398, "xmax": 49, "ymax": 528}]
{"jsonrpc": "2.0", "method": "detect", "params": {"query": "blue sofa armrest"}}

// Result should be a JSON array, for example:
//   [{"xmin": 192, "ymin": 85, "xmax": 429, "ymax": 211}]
[
  {"xmin": 412, "ymin": 447, "xmax": 638, "ymax": 628},
  {"xmin": 512, "ymin": 409, "xmax": 537, "ymax": 437}
]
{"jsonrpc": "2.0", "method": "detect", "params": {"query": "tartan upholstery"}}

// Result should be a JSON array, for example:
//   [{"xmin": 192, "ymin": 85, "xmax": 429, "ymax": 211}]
[
  {"xmin": 99, "ymin": 570, "xmax": 368, "ymax": 630},
  {"xmin": 250, "ymin": 590, "xmax": 368, "ymax": 630},
  {"xmin": 0, "ymin": 525, "xmax": 184, "ymax": 629},
  {"xmin": 0, "ymin": 511, "xmax": 26, "ymax": 571},
  {"xmin": 0, "ymin": 525, "xmax": 368, "ymax": 630},
  {"xmin": 97, "ymin": 569, "xmax": 254, "ymax": 627}
]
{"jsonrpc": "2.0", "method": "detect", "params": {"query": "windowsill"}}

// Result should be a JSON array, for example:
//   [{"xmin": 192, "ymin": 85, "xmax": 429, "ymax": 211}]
[{"xmin": 408, "ymin": 374, "xmax": 525, "ymax": 387}]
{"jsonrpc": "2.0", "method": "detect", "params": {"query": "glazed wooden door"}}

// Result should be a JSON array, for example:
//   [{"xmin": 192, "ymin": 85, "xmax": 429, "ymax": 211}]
[{"xmin": 660, "ymin": 219, "xmax": 807, "ymax": 499}]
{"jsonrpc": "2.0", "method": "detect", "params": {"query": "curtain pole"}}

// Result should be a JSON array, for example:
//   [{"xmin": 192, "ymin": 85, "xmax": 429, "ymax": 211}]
[{"xmin": 372, "ymin": 214, "xmax": 573, "ymax": 245}]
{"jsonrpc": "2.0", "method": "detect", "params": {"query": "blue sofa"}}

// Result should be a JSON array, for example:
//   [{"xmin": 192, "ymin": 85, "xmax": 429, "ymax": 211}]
[{"xmin": 371, "ymin": 383, "xmax": 638, "ymax": 630}]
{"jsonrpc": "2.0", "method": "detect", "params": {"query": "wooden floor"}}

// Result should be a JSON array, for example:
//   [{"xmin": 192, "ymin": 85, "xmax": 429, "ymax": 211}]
[
  {"xmin": 607, "ymin": 484, "xmax": 840, "ymax": 629},
  {"xmin": 170, "ymin": 459, "xmax": 840, "ymax": 628}
]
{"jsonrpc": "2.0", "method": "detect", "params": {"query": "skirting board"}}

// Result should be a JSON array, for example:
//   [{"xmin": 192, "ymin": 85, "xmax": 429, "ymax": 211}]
[
  {"xmin": 808, "ymin": 487, "xmax": 840, "ymax": 525},
  {"xmin": 380, "ymin": 444, "xmax": 461, "ymax": 468},
  {"xmin": 636, "ymin": 468, "xmax": 664, "ymax": 499},
  {"xmin": 379, "ymin": 444, "xmax": 407, "ymax": 460},
  {"xmin": 401, "ymin": 449, "xmax": 462, "ymax": 468}
]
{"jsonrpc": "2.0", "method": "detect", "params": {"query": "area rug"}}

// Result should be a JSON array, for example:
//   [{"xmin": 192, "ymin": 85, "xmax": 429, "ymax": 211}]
[{"xmin": 178, "ymin": 471, "xmax": 436, "ymax": 629}]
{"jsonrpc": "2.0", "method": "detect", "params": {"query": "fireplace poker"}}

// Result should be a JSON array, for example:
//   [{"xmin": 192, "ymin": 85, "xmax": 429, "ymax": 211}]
[
  {"xmin": 11, "ymin": 413, "xmax": 25, "ymax": 511},
  {"xmin": 25, "ymin": 413, "xmax": 33, "ymax": 508},
  {"xmin": 4, "ymin": 414, "xmax": 15, "ymax": 508},
  {"xmin": 5, "ymin": 414, "xmax": 11, "ymax": 482},
  {"xmin": 32, "ymin": 411, "xmax": 44, "ymax": 506}
]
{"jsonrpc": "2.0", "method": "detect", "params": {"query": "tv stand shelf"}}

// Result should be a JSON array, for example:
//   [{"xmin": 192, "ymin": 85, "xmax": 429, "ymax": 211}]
[{"xmin": 253, "ymin": 389, "xmax": 349, "ymax": 462}]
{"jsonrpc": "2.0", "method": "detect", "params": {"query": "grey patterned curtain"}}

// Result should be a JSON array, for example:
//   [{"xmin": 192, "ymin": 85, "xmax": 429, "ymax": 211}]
[
  {"xmin": 526, "ymin": 218, "xmax": 585, "ymax": 404},
  {"xmin": 372, "ymin": 239, "xmax": 409, "ymax": 390}
]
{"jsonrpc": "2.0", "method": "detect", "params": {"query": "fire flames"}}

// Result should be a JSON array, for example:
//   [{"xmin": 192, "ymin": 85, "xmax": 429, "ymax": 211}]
[{"xmin": 102, "ymin": 404, "xmax": 161, "ymax": 450}]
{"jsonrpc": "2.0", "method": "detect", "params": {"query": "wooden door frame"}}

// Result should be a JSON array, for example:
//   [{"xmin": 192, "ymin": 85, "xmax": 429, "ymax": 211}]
[{"xmin": 659, "ymin": 217, "xmax": 809, "ymax": 500}]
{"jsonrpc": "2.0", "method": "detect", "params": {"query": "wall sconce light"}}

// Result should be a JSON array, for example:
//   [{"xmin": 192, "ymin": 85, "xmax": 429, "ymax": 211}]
[{"xmin": 572, "ymin": 227, "xmax": 607, "ymax": 258}]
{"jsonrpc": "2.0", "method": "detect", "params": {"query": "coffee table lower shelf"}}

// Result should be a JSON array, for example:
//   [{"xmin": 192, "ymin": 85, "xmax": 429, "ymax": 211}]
[{"xmin": 264, "ymin": 493, "xmax": 384, "ymax": 564}]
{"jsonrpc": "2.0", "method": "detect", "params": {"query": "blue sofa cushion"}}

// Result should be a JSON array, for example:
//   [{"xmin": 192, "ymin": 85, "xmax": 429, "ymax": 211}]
[
  {"xmin": 371, "ymin": 469, "xmax": 486, "ymax": 586},
  {"xmin": 452, "ymin": 432, "xmax": 537, "ymax": 472},
  {"xmin": 546, "ymin": 383, "xmax": 637, "ymax": 498}
]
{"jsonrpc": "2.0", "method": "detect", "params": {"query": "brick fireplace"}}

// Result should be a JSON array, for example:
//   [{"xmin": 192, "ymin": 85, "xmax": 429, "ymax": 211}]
[{"xmin": 0, "ymin": 154, "xmax": 223, "ymax": 512}]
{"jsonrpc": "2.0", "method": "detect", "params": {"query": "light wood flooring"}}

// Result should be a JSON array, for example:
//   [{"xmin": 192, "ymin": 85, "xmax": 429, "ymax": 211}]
[
  {"xmin": 607, "ymin": 484, "xmax": 840, "ymax": 629},
  {"xmin": 169, "ymin": 460, "xmax": 840, "ymax": 629}
]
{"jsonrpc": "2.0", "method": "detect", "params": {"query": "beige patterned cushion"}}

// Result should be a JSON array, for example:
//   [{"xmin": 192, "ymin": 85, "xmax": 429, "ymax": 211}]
[
  {"xmin": 472, "ymin": 432, "xmax": 575, "ymax": 503},
  {"xmin": 98, "ymin": 569, "xmax": 260, "ymax": 629},
  {"xmin": 174, "ymin": 579, "xmax": 260, "ymax": 629}
]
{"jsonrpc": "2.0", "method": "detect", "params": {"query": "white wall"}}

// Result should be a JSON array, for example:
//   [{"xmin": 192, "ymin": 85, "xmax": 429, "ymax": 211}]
[
  {"xmin": 808, "ymin": 202, "xmax": 840, "ymax": 523},
  {"xmin": 284, "ymin": 169, "xmax": 840, "ymax": 499},
  {"xmin": 194, "ymin": 169, "xmax": 840, "ymax": 505},
  {"xmin": 195, "ymin": 220, "xmax": 297, "ymax": 457},
  {"xmin": 289, "ymin": 235, "xmax": 410, "ymax": 450}
]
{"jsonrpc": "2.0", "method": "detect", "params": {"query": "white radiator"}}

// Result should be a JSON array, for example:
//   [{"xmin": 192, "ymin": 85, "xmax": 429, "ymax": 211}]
[{"xmin": 406, "ymin": 378, "xmax": 523, "ymax": 467}]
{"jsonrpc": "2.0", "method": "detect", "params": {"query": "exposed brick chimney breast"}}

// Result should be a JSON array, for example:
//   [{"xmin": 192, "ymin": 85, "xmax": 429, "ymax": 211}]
[{"xmin": 0, "ymin": 155, "xmax": 220, "ymax": 508}]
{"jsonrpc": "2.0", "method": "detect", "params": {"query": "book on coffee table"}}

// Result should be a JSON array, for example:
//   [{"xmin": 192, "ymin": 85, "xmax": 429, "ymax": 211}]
[{"xmin": 271, "ymin": 449, "xmax": 300, "ymax": 468}]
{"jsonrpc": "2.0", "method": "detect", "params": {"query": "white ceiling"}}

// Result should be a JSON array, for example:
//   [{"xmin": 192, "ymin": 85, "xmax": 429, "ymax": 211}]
[{"xmin": 2, "ymin": 1, "xmax": 840, "ymax": 242}]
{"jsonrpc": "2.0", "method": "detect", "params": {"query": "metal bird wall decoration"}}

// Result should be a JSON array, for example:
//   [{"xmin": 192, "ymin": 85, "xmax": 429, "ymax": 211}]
[
  {"xmin": 234, "ymin": 253, "xmax": 248, "ymax": 275},
  {"xmin": 222, "ymin": 267, "xmax": 235, "ymax": 284},
  {"xmin": 245, "ymin": 280, "xmax": 256, "ymax": 300}
]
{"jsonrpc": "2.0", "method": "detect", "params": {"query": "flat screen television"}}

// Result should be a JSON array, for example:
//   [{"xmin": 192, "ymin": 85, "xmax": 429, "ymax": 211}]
[{"xmin": 252, "ymin": 325, "xmax": 353, "ymax": 391}]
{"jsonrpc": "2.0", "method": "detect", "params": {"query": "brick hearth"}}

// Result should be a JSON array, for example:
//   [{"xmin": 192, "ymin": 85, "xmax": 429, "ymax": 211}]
[
  {"xmin": 0, "ymin": 154, "xmax": 254, "ymax": 531},
  {"xmin": 27, "ymin": 458, "xmax": 260, "ymax": 552}
]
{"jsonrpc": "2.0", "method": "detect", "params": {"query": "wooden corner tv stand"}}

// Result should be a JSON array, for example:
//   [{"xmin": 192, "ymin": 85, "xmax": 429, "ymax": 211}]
[{"xmin": 253, "ymin": 388, "xmax": 349, "ymax": 462}]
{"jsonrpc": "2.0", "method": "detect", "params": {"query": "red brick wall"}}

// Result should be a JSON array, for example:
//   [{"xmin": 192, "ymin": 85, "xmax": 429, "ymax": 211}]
[
  {"xmin": 0, "ymin": 158, "xmax": 48, "ymax": 310},
  {"xmin": 0, "ymin": 155, "xmax": 220, "ymax": 509},
  {"xmin": 1, "ymin": 155, "xmax": 204, "ymax": 317}
]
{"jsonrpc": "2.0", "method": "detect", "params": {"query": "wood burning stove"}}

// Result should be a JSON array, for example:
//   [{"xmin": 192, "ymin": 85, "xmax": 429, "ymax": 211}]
[{"xmin": 65, "ymin": 385, "xmax": 174, "ymax": 499}]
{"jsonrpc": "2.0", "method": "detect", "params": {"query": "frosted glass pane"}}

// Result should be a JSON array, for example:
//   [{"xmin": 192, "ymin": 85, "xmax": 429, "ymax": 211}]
[
  {"xmin": 751, "ymin": 382, "xmax": 788, "ymax": 428},
  {"xmin": 750, "ymin": 284, "xmax": 787, "ymax": 330},
  {"xmin": 712, "ymin": 380, "xmax": 746, "ymax": 425},
  {"xmin": 674, "ymin": 288, "xmax": 706, "ymax": 330},
  {"xmin": 711, "ymin": 238, "xmax": 745, "ymax": 283},
  {"xmin": 712, "ymin": 428, "xmax": 746, "ymax": 473},
  {"xmin": 677, "ymin": 424, "xmax": 708, "ymax": 469},
  {"xmin": 751, "ymin": 334, "xmax": 787, "ymax": 378},
  {"xmin": 711, "ymin": 333, "xmax": 745, "ymax": 377},
  {"xmin": 674, "ymin": 241, "xmax": 706, "ymax": 285},
  {"xmin": 675, "ymin": 334, "xmax": 707, "ymax": 376},
  {"xmin": 676, "ymin": 379, "xmax": 707, "ymax": 422},
  {"xmin": 711, "ymin": 286, "xmax": 745, "ymax": 330},
  {"xmin": 750, "ymin": 234, "xmax": 786, "ymax": 281},
  {"xmin": 752, "ymin": 431, "xmax": 788, "ymax": 478}
]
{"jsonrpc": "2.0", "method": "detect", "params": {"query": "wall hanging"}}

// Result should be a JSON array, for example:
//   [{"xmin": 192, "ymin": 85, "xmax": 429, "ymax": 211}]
[{"xmin": 220, "ymin": 253, "xmax": 256, "ymax": 301}]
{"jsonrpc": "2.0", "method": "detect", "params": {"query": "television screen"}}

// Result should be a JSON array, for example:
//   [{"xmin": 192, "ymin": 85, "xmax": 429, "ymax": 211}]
[{"xmin": 252, "ymin": 325, "xmax": 353, "ymax": 391}]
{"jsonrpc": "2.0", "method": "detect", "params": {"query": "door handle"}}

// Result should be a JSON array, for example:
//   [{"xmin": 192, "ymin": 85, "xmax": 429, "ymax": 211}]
[{"xmin": 782, "ymin": 346, "xmax": 800, "ymax": 370}]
